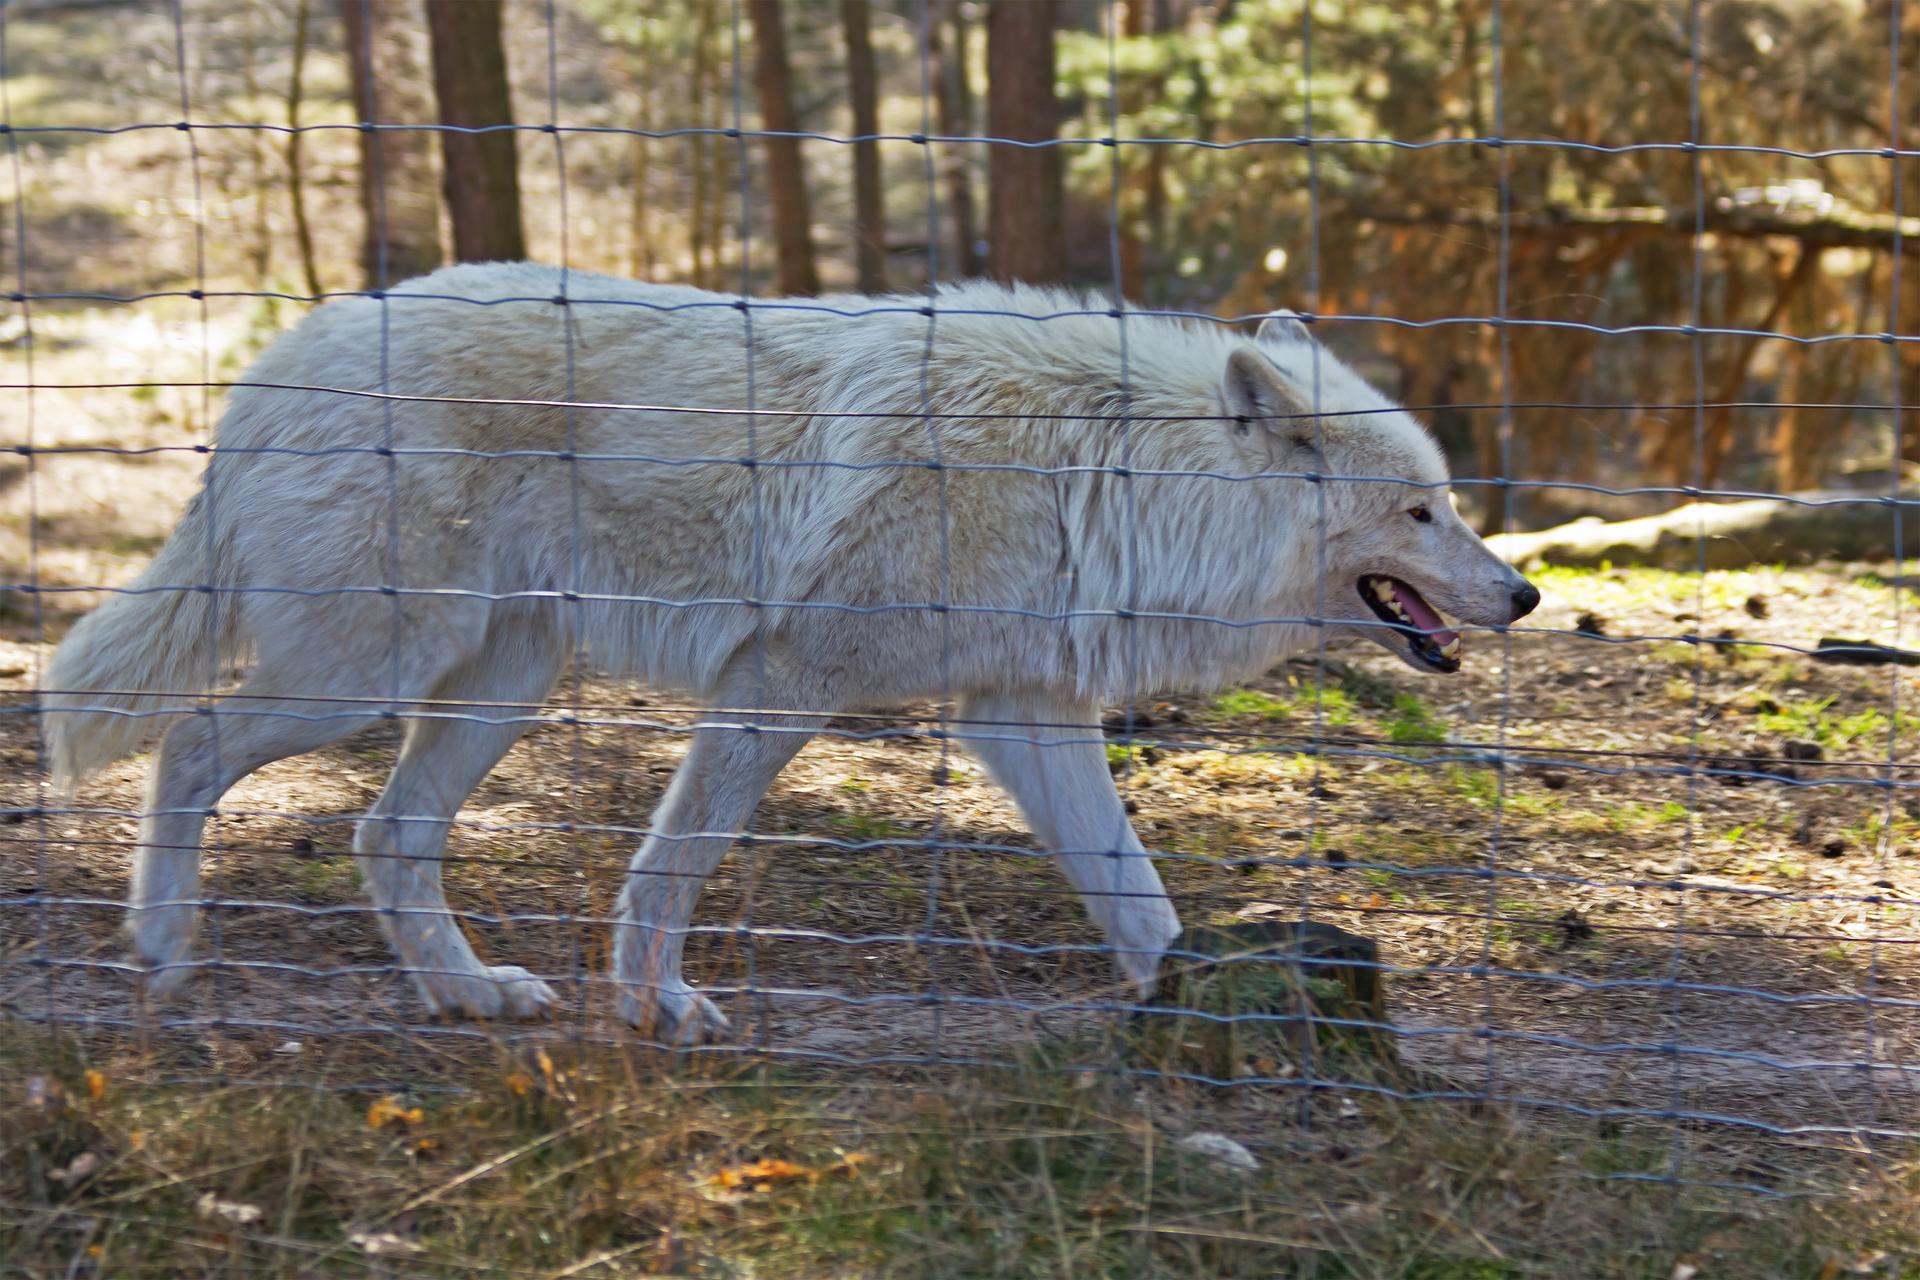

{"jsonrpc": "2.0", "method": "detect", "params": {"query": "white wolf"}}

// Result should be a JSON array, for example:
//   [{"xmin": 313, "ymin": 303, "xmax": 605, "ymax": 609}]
[{"xmin": 44, "ymin": 263, "xmax": 1537, "ymax": 1043}]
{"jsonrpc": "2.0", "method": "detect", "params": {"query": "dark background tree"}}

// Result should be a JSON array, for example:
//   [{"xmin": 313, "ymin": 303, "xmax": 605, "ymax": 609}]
[
  {"xmin": 747, "ymin": 0, "xmax": 820, "ymax": 296},
  {"xmin": 341, "ymin": 0, "xmax": 444, "ymax": 287},
  {"xmin": 840, "ymin": 0, "xmax": 886, "ymax": 293},
  {"xmin": 423, "ymin": 0, "xmax": 524, "ymax": 264},
  {"xmin": 985, "ymin": 0, "xmax": 1067, "ymax": 285}
]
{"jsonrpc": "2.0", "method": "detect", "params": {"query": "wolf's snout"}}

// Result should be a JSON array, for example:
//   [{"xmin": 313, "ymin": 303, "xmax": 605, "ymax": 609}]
[{"xmin": 1508, "ymin": 580, "xmax": 1540, "ymax": 623}]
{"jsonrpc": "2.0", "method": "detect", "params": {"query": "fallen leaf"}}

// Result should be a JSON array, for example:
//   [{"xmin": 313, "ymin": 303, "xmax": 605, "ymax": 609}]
[
  {"xmin": 706, "ymin": 1157, "xmax": 816, "ymax": 1190},
  {"xmin": 504, "ymin": 1071, "xmax": 533, "ymax": 1096},
  {"xmin": 536, "ymin": 1048, "xmax": 557, "ymax": 1091},
  {"xmin": 84, "ymin": 1069, "xmax": 105, "ymax": 1102},
  {"xmin": 703, "ymin": 1154, "xmax": 868, "ymax": 1192},
  {"xmin": 366, "ymin": 1096, "xmax": 423, "ymax": 1130}
]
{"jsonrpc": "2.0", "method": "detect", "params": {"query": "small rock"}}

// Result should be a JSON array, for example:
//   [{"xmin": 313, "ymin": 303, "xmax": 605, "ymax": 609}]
[
  {"xmin": 1744, "ymin": 594, "xmax": 1770, "ymax": 619},
  {"xmin": 348, "ymin": 1230, "xmax": 425, "ymax": 1257},
  {"xmin": 1536, "ymin": 770, "xmax": 1569, "ymax": 791},
  {"xmin": 1782, "ymin": 739, "xmax": 1824, "ymax": 763},
  {"xmin": 1102, "ymin": 710, "xmax": 1158, "ymax": 734},
  {"xmin": 289, "ymin": 836, "xmax": 316, "ymax": 857},
  {"xmin": 1574, "ymin": 612, "xmax": 1608, "ymax": 637},
  {"xmin": 195, "ymin": 1193, "xmax": 263, "ymax": 1226},
  {"xmin": 1750, "ymin": 695, "xmax": 1781, "ymax": 715},
  {"xmin": 1309, "ymin": 784, "xmax": 1337, "ymax": 800},
  {"xmin": 1122, "ymin": 799, "xmax": 1139, "ymax": 815},
  {"xmin": 1173, "ymin": 1131, "xmax": 1258, "ymax": 1174},
  {"xmin": 1821, "ymin": 838, "xmax": 1848, "ymax": 859},
  {"xmin": 51, "ymin": 1151, "xmax": 100, "ymax": 1184},
  {"xmin": 1325, "ymin": 847, "xmax": 1348, "ymax": 866},
  {"xmin": 274, "ymin": 1040, "xmax": 303, "ymax": 1056}
]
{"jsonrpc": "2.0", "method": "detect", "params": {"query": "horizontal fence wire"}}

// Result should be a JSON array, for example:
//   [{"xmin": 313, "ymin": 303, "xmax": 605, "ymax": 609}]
[{"xmin": 3, "ymin": 0, "xmax": 1919, "ymax": 1225}]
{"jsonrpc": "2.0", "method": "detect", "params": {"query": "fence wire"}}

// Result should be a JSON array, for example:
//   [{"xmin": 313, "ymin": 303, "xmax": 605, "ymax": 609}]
[{"xmin": 3, "ymin": 0, "xmax": 1919, "ymax": 1217}]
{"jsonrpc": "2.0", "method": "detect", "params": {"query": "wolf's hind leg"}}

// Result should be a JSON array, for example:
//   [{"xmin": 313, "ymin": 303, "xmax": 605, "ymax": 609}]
[
  {"xmin": 957, "ymin": 692, "xmax": 1181, "ymax": 997},
  {"xmin": 133, "ymin": 685, "xmax": 382, "ymax": 1000}
]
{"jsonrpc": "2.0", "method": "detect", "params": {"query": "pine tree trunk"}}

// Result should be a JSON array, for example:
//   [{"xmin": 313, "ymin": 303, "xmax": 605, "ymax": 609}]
[
  {"xmin": 985, "ymin": 0, "xmax": 1066, "ymax": 285},
  {"xmin": 747, "ymin": 0, "xmax": 821, "ymax": 296},
  {"xmin": 841, "ymin": 0, "xmax": 886, "ymax": 293},
  {"xmin": 932, "ymin": 0, "xmax": 981, "ymax": 278},
  {"xmin": 283, "ymin": 0, "xmax": 320, "ymax": 296},
  {"xmin": 423, "ymin": 0, "xmax": 526, "ymax": 264},
  {"xmin": 340, "ymin": 0, "xmax": 443, "ymax": 288}
]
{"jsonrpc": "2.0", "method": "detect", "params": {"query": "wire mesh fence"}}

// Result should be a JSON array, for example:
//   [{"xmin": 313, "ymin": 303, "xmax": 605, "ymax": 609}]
[{"xmin": 4, "ymin": 0, "xmax": 1920, "ymax": 1238}]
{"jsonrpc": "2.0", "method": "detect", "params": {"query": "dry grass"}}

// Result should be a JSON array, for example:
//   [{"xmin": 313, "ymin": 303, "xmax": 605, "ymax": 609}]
[{"xmin": 5, "ymin": 1023, "xmax": 1917, "ymax": 1279}]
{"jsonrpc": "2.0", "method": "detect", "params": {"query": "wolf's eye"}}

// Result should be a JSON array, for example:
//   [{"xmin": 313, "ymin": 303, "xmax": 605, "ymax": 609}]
[{"xmin": 1408, "ymin": 505, "xmax": 1432, "ymax": 524}]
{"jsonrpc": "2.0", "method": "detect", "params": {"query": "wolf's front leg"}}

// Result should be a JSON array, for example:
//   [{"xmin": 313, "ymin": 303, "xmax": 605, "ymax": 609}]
[
  {"xmin": 613, "ymin": 709, "xmax": 814, "ymax": 1044},
  {"xmin": 958, "ymin": 692, "xmax": 1182, "ymax": 997}
]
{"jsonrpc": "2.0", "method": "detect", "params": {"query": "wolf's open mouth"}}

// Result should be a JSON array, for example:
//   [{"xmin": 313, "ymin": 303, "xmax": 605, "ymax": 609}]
[{"xmin": 1358, "ymin": 575, "xmax": 1462, "ymax": 673}]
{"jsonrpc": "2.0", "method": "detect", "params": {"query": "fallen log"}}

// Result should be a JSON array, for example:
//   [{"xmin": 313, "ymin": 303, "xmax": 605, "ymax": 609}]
[{"xmin": 1487, "ymin": 492, "xmax": 1920, "ymax": 571}]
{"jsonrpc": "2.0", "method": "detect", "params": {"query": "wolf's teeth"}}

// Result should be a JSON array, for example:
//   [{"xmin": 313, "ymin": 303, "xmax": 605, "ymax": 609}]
[
  {"xmin": 1441, "ymin": 638, "xmax": 1461, "ymax": 659},
  {"xmin": 1372, "ymin": 580, "xmax": 1396, "ymax": 603}
]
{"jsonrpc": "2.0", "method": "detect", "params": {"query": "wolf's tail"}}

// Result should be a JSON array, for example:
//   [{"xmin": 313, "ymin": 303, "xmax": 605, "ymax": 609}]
[{"xmin": 43, "ymin": 492, "xmax": 235, "ymax": 793}]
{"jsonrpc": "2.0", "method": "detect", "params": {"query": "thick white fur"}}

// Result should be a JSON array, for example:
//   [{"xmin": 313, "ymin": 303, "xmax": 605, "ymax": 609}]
[{"xmin": 43, "ymin": 264, "xmax": 1528, "ymax": 1041}]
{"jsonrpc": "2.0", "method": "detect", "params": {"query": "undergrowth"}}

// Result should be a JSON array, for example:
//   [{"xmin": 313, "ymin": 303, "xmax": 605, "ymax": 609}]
[{"xmin": 2, "ymin": 1025, "xmax": 1913, "ymax": 1279}]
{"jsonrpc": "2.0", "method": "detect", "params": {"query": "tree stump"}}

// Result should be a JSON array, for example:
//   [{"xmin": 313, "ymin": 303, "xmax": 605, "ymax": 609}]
[{"xmin": 1134, "ymin": 920, "xmax": 1399, "ymax": 1082}]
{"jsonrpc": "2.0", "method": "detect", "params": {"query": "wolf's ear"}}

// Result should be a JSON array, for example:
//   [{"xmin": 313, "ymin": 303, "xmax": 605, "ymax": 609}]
[
  {"xmin": 1223, "ymin": 347, "xmax": 1311, "ymax": 440},
  {"xmin": 1255, "ymin": 310, "xmax": 1315, "ymax": 348}
]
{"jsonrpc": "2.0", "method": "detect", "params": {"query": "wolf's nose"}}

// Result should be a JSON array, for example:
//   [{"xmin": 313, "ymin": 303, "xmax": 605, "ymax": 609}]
[{"xmin": 1509, "ymin": 582, "xmax": 1541, "ymax": 622}]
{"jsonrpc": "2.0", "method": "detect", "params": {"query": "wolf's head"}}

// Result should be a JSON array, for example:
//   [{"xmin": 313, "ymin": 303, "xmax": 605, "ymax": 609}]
[{"xmin": 1218, "ymin": 314, "xmax": 1538, "ymax": 674}]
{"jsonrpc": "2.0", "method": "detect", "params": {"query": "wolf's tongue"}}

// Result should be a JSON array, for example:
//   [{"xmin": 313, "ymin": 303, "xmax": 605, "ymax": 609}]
[{"xmin": 1395, "ymin": 583, "xmax": 1459, "ymax": 646}]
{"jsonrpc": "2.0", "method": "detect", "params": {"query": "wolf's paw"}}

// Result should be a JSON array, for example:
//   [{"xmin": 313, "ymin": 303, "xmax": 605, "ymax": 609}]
[
  {"xmin": 617, "ymin": 980, "xmax": 731, "ymax": 1045},
  {"xmin": 414, "ymin": 965, "xmax": 558, "ymax": 1021},
  {"xmin": 137, "ymin": 958, "xmax": 198, "ymax": 1004}
]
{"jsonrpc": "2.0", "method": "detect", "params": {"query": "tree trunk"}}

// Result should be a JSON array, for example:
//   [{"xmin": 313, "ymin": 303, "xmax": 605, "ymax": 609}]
[
  {"xmin": 626, "ymin": 19, "xmax": 655, "ymax": 280},
  {"xmin": 424, "ymin": 0, "xmax": 525, "ymax": 265},
  {"xmin": 931, "ymin": 0, "xmax": 982, "ymax": 278},
  {"xmin": 985, "ymin": 0, "xmax": 1067, "ymax": 285},
  {"xmin": 747, "ymin": 0, "xmax": 821, "ymax": 296},
  {"xmin": 340, "ymin": 0, "xmax": 443, "ymax": 288},
  {"xmin": 689, "ymin": 0, "xmax": 715, "ymax": 288},
  {"xmin": 284, "ymin": 0, "xmax": 320, "ymax": 297},
  {"xmin": 841, "ymin": 0, "xmax": 886, "ymax": 293}
]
